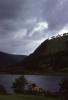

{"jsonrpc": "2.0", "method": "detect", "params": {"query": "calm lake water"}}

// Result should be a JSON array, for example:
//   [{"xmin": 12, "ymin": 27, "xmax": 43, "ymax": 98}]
[{"xmin": 0, "ymin": 75, "xmax": 68, "ymax": 93}]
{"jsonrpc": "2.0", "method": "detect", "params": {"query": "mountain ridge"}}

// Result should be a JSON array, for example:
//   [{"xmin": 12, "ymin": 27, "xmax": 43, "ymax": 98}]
[
  {"xmin": 15, "ymin": 33, "xmax": 68, "ymax": 74},
  {"xmin": 0, "ymin": 33, "xmax": 68, "ymax": 74}
]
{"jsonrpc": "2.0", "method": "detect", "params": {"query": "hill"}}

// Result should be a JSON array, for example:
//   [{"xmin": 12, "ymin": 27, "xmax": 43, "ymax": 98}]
[
  {"xmin": 0, "ymin": 33, "xmax": 68, "ymax": 74},
  {"xmin": 0, "ymin": 52, "xmax": 26, "ymax": 73},
  {"xmin": 14, "ymin": 33, "xmax": 68, "ymax": 74}
]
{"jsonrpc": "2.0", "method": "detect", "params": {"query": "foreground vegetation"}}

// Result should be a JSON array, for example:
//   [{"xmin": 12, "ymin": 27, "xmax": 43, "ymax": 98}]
[{"xmin": 0, "ymin": 95, "xmax": 61, "ymax": 100}]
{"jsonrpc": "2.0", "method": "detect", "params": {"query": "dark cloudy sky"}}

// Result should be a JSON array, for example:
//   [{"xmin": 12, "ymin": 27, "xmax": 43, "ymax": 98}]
[{"xmin": 0, "ymin": 0, "xmax": 68, "ymax": 55}]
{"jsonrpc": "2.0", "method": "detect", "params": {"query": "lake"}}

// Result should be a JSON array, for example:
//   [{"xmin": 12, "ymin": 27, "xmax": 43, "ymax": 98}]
[{"xmin": 0, "ymin": 75, "xmax": 67, "ymax": 93}]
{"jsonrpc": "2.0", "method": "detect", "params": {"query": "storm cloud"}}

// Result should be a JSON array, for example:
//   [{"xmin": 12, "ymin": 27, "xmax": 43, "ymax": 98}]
[{"xmin": 0, "ymin": 0, "xmax": 68, "ymax": 55}]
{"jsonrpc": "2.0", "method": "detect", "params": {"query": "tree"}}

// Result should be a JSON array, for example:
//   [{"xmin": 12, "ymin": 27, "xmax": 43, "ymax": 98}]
[
  {"xmin": 31, "ymin": 83, "xmax": 45, "ymax": 95},
  {"xmin": 26, "ymin": 81, "xmax": 33, "ymax": 94},
  {"xmin": 0, "ymin": 84, "xmax": 7, "ymax": 94},
  {"xmin": 59, "ymin": 78, "xmax": 68, "ymax": 100},
  {"xmin": 12, "ymin": 75, "xmax": 27, "ymax": 94},
  {"xmin": 27, "ymin": 82, "xmax": 39, "ymax": 95}
]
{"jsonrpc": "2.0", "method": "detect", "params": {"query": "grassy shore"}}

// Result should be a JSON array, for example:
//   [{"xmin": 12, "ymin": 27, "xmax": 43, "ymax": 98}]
[{"xmin": 0, "ymin": 94, "xmax": 61, "ymax": 100}]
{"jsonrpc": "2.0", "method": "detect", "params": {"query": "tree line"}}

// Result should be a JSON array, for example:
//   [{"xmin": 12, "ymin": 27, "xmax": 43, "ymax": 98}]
[{"xmin": 0, "ymin": 75, "xmax": 68, "ymax": 99}]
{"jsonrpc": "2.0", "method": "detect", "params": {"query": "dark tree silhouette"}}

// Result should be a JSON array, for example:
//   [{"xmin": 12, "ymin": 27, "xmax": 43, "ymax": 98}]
[
  {"xmin": 27, "ymin": 82, "xmax": 32, "ymax": 94},
  {"xmin": 59, "ymin": 78, "xmax": 68, "ymax": 100},
  {"xmin": 0, "ymin": 84, "xmax": 7, "ymax": 94},
  {"xmin": 32, "ymin": 83, "xmax": 36, "ymax": 88},
  {"xmin": 27, "ymin": 82, "xmax": 38, "ymax": 95},
  {"xmin": 12, "ymin": 75, "xmax": 27, "ymax": 94}
]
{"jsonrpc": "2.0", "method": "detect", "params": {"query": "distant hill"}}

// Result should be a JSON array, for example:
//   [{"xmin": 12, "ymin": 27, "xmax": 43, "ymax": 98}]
[
  {"xmin": 0, "ymin": 33, "xmax": 68, "ymax": 74},
  {"xmin": 0, "ymin": 52, "xmax": 26, "ymax": 73},
  {"xmin": 14, "ymin": 33, "xmax": 68, "ymax": 74}
]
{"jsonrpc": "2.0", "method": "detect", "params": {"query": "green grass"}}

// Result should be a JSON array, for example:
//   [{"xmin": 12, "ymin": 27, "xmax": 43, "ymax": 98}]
[{"xmin": 0, "ymin": 95, "xmax": 61, "ymax": 100}]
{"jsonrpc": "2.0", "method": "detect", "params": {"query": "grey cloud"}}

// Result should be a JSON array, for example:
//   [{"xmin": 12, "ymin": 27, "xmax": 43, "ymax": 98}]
[
  {"xmin": 0, "ymin": 0, "xmax": 25, "ymax": 19},
  {"xmin": 43, "ymin": 0, "xmax": 68, "ymax": 31},
  {"xmin": 0, "ymin": 0, "xmax": 68, "ymax": 55}
]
